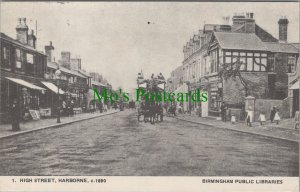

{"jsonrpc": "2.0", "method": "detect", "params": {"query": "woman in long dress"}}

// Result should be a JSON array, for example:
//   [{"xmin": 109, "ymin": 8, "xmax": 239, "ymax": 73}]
[{"xmin": 246, "ymin": 106, "xmax": 254, "ymax": 127}]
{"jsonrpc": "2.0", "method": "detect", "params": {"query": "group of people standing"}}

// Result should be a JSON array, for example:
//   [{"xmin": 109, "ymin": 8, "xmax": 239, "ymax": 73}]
[
  {"xmin": 220, "ymin": 102, "xmax": 284, "ymax": 127},
  {"xmin": 62, "ymin": 99, "xmax": 75, "ymax": 117},
  {"xmin": 246, "ymin": 106, "xmax": 281, "ymax": 127}
]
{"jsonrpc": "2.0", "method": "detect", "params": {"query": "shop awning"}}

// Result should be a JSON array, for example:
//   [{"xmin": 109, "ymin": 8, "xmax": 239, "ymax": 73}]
[
  {"xmin": 6, "ymin": 77, "xmax": 45, "ymax": 91},
  {"xmin": 41, "ymin": 81, "xmax": 65, "ymax": 94},
  {"xmin": 289, "ymin": 80, "xmax": 299, "ymax": 90}
]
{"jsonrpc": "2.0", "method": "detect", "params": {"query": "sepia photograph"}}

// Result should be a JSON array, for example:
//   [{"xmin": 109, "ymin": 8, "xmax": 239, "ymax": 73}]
[{"xmin": 0, "ymin": 1, "xmax": 299, "ymax": 187}]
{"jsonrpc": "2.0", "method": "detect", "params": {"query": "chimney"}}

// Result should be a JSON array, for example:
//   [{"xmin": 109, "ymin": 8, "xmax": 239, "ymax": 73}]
[
  {"xmin": 278, "ymin": 17, "xmax": 289, "ymax": 42},
  {"xmin": 232, "ymin": 13, "xmax": 255, "ymax": 33},
  {"xmin": 27, "ymin": 30, "xmax": 37, "ymax": 48},
  {"xmin": 45, "ymin": 41, "xmax": 55, "ymax": 62},
  {"xmin": 61, "ymin": 51, "xmax": 71, "ymax": 69},
  {"xmin": 16, "ymin": 18, "xmax": 28, "ymax": 44}
]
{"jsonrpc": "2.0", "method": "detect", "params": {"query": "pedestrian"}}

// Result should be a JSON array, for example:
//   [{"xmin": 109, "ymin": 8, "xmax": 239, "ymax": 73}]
[
  {"xmin": 11, "ymin": 99, "xmax": 20, "ymax": 131},
  {"xmin": 231, "ymin": 115, "xmax": 236, "ymax": 124},
  {"xmin": 70, "ymin": 99, "xmax": 74, "ymax": 116},
  {"xmin": 258, "ymin": 111, "xmax": 266, "ymax": 126},
  {"xmin": 246, "ymin": 106, "xmax": 253, "ymax": 127},
  {"xmin": 62, "ymin": 100, "xmax": 66, "ymax": 116},
  {"xmin": 270, "ymin": 106, "xmax": 276, "ymax": 123},
  {"xmin": 274, "ymin": 108, "xmax": 280, "ymax": 125},
  {"xmin": 220, "ymin": 102, "xmax": 225, "ymax": 122},
  {"xmin": 294, "ymin": 111, "xmax": 299, "ymax": 129},
  {"xmin": 104, "ymin": 104, "xmax": 108, "ymax": 112}
]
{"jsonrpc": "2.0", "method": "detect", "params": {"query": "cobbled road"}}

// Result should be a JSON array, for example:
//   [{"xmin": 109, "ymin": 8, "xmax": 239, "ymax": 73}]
[{"xmin": 0, "ymin": 110, "xmax": 298, "ymax": 176}]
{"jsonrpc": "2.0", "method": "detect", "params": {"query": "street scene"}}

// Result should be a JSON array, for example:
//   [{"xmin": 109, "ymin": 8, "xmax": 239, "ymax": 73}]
[{"xmin": 0, "ymin": 2, "xmax": 299, "ymax": 177}]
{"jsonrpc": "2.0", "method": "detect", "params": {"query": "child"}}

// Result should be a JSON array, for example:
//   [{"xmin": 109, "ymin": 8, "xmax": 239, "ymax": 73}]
[
  {"xmin": 259, "ymin": 112, "xmax": 266, "ymax": 126},
  {"xmin": 274, "ymin": 108, "xmax": 280, "ymax": 125},
  {"xmin": 231, "ymin": 115, "xmax": 236, "ymax": 124}
]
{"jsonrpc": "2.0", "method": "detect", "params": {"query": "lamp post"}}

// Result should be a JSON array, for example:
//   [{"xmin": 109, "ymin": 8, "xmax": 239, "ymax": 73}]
[
  {"xmin": 185, "ymin": 81, "xmax": 191, "ymax": 114},
  {"xmin": 55, "ymin": 67, "xmax": 62, "ymax": 123}
]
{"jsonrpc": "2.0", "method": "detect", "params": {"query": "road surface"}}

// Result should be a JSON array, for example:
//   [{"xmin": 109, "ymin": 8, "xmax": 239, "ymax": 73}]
[{"xmin": 0, "ymin": 110, "xmax": 298, "ymax": 176}]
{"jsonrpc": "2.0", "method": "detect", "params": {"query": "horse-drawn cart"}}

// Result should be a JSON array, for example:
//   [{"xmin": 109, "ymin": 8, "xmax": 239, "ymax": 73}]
[{"xmin": 136, "ymin": 72, "xmax": 165, "ymax": 124}]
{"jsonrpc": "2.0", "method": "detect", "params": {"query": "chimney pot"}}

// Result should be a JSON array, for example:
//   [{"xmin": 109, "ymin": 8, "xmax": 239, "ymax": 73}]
[
  {"xmin": 18, "ymin": 18, "xmax": 21, "ymax": 24},
  {"xmin": 50, "ymin": 41, "xmax": 52, "ymax": 46},
  {"xmin": 23, "ymin": 18, "xmax": 26, "ymax": 24},
  {"xmin": 250, "ymin": 13, "xmax": 254, "ymax": 18}
]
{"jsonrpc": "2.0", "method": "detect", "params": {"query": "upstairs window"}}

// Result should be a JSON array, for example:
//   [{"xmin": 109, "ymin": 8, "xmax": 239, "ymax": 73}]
[
  {"xmin": 2, "ymin": 46, "xmax": 11, "ymax": 69},
  {"xmin": 267, "ymin": 54, "xmax": 275, "ymax": 72},
  {"xmin": 287, "ymin": 55, "xmax": 296, "ymax": 73},
  {"xmin": 15, "ymin": 49, "xmax": 22, "ymax": 70}
]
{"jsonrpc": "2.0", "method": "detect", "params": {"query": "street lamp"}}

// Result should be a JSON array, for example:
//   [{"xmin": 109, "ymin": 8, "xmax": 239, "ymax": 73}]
[
  {"xmin": 185, "ymin": 81, "xmax": 191, "ymax": 114},
  {"xmin": 55, "ymin": 67, "xmax": 62, "ymax": 123}
]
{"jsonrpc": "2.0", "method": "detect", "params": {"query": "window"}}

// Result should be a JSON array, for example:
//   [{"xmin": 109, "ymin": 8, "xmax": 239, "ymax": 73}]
[
  {"xmin": 240, "ymin": 57, "xmax": 246, "ymax": 71},
  {"xmin": 2, "ymin": 46, "xmax": 10, "ymax": 68},
  {"xmin": 267, "ymin": 54, "xmax": 275, "ymax": 72},
  {"xmin": 254, "ymin": 57, "xmax": 261, "ymax": 71},
  {"xmin": 247, "ymin": 57, "xmax": 253, "ymax": 71},
  {"xmin": 261, "ymin": 58, "xmax": 267, "ymax": 71},
  {"xmin": 26, "ymin": 53, "xmax": 33, "ymax": 64},
  {"xmin": 225, "ymin": 56, "xmax": 231, "ymax": 63},
  {"xmin": 287, "ymin": 55, "xmax": 296, "ymax": 73},
  {"xmin": 16, "ymin": 49, "xmax": 21, "ymax": 61}
]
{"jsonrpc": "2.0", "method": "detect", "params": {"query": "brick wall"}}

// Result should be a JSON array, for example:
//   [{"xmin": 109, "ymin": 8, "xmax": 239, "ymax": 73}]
[{"xmin": 223, "ymin": 72, "xmax": 269, "ymax": 105}]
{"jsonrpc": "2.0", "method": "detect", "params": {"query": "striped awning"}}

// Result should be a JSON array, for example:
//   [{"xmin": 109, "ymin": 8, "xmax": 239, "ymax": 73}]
[
  {"xmin": 41, "ymin": 81, "xmax": 65, "ymax": 94},
  {"xmin": 6, "ymin": 77, "xmax": 45, "ymax": 91}
]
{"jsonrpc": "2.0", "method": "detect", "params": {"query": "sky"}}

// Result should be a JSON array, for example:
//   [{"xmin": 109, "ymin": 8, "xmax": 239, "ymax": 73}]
[{"xmin": 1, "ymin": 2, "xmax": 299, "ymax": 91}]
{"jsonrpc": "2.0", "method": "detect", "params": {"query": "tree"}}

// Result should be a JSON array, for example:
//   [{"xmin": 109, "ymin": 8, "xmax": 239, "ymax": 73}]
[{"xmin": 218, "ymin": 56, "xmax": 249, "ymax": 96}]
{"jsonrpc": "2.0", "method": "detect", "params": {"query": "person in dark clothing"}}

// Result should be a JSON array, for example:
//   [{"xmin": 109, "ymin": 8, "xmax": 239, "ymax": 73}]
[
  {"xmin": 11, "ymin": 99, "xmax": 20, "ymax": 131},
  {"xmin": 270, "ymin": 106, "xmax": 276, "ymax": 123},
  {"xmin": 221, "ymin": 102, "xmax": 227, "ymax": 122}
]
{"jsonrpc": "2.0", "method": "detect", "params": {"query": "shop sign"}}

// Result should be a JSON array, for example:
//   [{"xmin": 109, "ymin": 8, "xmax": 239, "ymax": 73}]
[{"xmin": 29, "ymin": 110, "xmax": 40, "ymax": 120}]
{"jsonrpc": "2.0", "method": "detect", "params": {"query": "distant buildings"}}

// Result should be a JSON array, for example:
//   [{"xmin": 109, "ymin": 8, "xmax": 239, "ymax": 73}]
[
  {"xmin": 168, "ymin": 13, "xmax": 299, "ymax": 118},
  {"xmin": 0, "ymin": 17, "xmax": 113, "ymax": 123}
]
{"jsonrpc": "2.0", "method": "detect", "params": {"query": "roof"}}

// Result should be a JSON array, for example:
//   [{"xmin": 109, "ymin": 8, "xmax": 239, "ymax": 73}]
[
  {"xmin": 78, "ymin": 70, "xmax": 92, "ymax": 77},
  {"xmin": 47, "ymin": 62, "xmax": 86, "ymax": 78},
  {"xmin": 214, "ymin": 32, "xmax": 267, "ymax": 51},
  {"xmin": 91, "ymin": 80, "xmax": 107, "ymax": 87},
  {"xmin": 264, "ymin": 42, "xmax": 299, "ymax": 53},
  {"xmin": 0, "ymin": 32, "xmax": 45, "ymax": 55},
  {"xmin": 292, "ymin": 43, "xmax": 300, "ymax": 51}
]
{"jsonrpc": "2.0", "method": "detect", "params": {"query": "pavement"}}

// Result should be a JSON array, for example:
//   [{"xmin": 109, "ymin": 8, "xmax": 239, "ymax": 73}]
[
  {"xmin": 0, "ymin": 109, "xmax": 119, "ymax": 139},
  {"xmin": 175, "ymin": 113, "xmax": 299, "ymax": 142}
]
